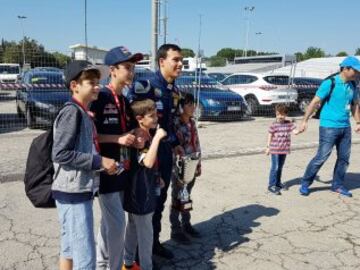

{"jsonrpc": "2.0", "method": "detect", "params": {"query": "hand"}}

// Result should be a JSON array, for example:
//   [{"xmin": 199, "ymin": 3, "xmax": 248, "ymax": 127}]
[
  {"xmin": 118, "ymin": 133, "xmax": 135, "ymax": 146},
  {"xmin": 298, "ymin": 120, "xmax": 308, "ymax": 134},
  {"xmin": 265, "ymin": 147, "xmax": 270, "ymax": 155},
  {"xmin": 355, "ymin": 123, "xmax": 360, "ymax": 134},
  {"xmin": 132, "ymin": 128, "xmax": 146, "ymax": 149},
  {"xmin": 101, "ymin": 157, "xmax": 118, "ymax": 175},
  {"xmin": 293, "ymin": 129, "xmax": 300, "ymax": 135},
  {"xmin": 174, "ymin": 145, "xmax": 185, "ymax": 156},
  {"xmin": 154, "ymin": 126, "xmax": 167, "ymax": 141}
]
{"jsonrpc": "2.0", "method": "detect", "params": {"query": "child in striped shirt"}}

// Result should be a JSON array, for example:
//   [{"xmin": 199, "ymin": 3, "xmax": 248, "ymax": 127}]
[{"xmin": 265, "ymin": 104, "xmax": 299, "ymax": 195}]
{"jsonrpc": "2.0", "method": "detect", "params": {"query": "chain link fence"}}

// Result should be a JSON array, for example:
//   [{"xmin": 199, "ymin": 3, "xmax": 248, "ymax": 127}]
[{"xmin": 2, "ymin": 48, "xmax": 348, "ymax": 133}]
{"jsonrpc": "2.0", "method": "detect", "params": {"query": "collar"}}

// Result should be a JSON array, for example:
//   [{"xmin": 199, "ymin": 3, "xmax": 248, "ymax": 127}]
[{"xmin": 155, "ymin": 70, "xmax": 175, "ymax": 90}]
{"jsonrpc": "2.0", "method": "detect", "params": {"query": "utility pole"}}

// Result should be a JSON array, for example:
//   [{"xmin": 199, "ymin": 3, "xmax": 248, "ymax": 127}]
[
  {"xmin": 162, "ymin": 0, "xmax": 168, "ymax": 44},
  {"xmin": 17, "ymin": 15, "xmax": 27, "ymax": 67},
  {"xmin": 84, "ymin": 0, "xmax": 88, "ymax": 61},
  {"xmin": 243, "ymin": 6, "xmax": 255, "ymax": 57},
  {"xmin": 151, "ymin": 0, "xmax": 159, "ymax": 70}
]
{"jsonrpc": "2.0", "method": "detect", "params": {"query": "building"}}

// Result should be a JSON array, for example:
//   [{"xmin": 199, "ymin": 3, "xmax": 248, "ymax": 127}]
[{"xmin": 69, "ymin": 44, "xmax": 108, "ymax": 64}]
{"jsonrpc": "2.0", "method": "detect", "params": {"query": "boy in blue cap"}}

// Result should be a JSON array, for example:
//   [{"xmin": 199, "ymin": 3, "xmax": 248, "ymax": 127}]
[
  {"xmin": 90, "ymin": 46, "xmax": 145, "ymax": 270},
  {"xmin": 298, "ymin": 56, "xmax": 360, "ymax": 197}
]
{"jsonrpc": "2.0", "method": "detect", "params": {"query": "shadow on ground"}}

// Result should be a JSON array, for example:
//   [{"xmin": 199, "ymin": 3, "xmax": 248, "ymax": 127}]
[{"xmin": 158, "ymin": 204, "xmax": 280, "ymax": 270}]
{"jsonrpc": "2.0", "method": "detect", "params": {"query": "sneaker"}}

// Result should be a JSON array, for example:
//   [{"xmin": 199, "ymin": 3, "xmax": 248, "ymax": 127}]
[
  {"xmin": 268, "ymin": 186, "xmax": 281, "ymax": 195},
  {"xmin": 122, "ymin": 263, "xmax": 140, "ymax": 270},
  {"xmin": 153, "ymin": 241, "xmax": 174, "ymax": 259},
  {"xmin": 332, "ymin": 187, "xmax": 352, "ymax": 197},
  {"xmin": 183, "ymin": 224, "xmax": 201, "ymax": 238},
  {"xmin": 299, "ymin": 185, "xmax": 310, "ymax": 196},
  {"xmin": 171, "ymin": 231, "xmax": 191, "ymax": 244}
]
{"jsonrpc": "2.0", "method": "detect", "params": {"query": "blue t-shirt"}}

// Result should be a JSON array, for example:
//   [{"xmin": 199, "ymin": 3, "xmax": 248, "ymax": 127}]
[{"xmin": 316, "ymin": 75, "xmax": 358, "ymax": 128}]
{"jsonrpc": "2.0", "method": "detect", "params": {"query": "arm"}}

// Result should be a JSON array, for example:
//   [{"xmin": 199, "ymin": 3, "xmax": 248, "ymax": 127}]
[
  {"xmin": 98, "ymin": 132, "xmax": 135, "ymax": 146},
  {"xmin": 265, "ymin": 133, "xmax": 273, "ymax": 155},
  {"xmin": 142, "ymin": 128, "xmax": 167, "ymax": 168},
  {"xmin": 352, "ymin": 102, "xmax": 360, "ymax": 133}
]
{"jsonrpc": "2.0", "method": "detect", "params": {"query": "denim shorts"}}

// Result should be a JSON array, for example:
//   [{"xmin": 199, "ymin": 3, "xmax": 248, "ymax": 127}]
[{"xmin": 55, "ymin": 199, "xmax": 96, "ymax": 270}]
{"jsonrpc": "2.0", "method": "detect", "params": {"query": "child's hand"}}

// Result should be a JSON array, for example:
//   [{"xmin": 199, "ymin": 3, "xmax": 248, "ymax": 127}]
[
  {"xmin": 293, "ymin": 129, "xmax": 300, "ymax": 135},
  {"xmin": 118, "ymin": 133, "xmax": 135, "ymax": 146},
  {"xmin": 195, "ymin": 164, "xmax": 201, "ymax": 177},
  {"xmin": 101, "ymin": 157, "xmax": 118, "ymax": 175},
  {"xmin": 265, "ymin": 147, "xmax": 270, "ymax": 155},
  {"xmin": 154, "ymin": 125, "xmax": 167, "ymax": 140},
  {"xmin": 174, "ymin": 145, "xmax": 185, "ymax": 157}
]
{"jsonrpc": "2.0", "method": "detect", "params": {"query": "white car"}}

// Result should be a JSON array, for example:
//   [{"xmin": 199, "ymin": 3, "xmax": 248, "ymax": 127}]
[
  {"xmin": 221, "ymin": 73, "xmax": 298, "ymax": 115},
  {"xmin": 0, "ymin": 63, "xmax": 21, "ymax": 84}
]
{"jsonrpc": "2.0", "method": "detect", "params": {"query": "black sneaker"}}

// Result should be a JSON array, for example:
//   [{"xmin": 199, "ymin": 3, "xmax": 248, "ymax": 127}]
[
  {"xmin": 276, "ymin": 183, "xmax": 288, "ymax": 191},
  {"xmin": 183, "ymin": 224, "xmax": 201, "ymax": 238},
  {"xmin": 268, "ymin": 186, "xmax": 281, "ymax": 195},
  {"xmin": 153, "ymin": 241, "xmax": 174, "ymax": 259},
  {"xmin": 171, "ymin": 231, "xmax": 191, "ymax": 244}
]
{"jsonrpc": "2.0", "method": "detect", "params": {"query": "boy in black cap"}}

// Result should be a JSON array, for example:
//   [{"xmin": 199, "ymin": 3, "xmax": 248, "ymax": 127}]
[
  {"xmin": 52, "ymin": 60, "xmax": 118, "ymax": 270},
  {"xmin": 90, "ymin": 46, "xmax": 145, "ymax": 270}
]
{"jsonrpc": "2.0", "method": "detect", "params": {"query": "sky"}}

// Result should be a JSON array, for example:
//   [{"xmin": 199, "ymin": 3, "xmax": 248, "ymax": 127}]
[{"xmin": 1, "ymin": 0, "xmax": 360, "ymax": 57}]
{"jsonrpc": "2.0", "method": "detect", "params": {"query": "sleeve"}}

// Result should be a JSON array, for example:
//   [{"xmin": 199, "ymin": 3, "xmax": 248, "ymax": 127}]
[
  {"xmin": 316, "ymin": 79, "xmax": 332, "ymax": 100},
  {"xmin": 52, "ymin": 106, "xmax": 95, "ymax": 170}
]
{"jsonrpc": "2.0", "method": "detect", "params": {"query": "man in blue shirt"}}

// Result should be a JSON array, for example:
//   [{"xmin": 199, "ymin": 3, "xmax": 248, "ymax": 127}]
[
  {"xmin": 298, "ymin": 56, "xmax": 360, "ymax": 197},
  {"xmin": 127, "ymin": 44, "xmax": 184, "ymax": 260}
]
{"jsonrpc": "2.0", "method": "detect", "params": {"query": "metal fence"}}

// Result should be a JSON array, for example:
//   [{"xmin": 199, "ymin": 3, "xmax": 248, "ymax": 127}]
[{"xmin": 0, "ymin": 49, "xmax": 335, "ymax": 132}]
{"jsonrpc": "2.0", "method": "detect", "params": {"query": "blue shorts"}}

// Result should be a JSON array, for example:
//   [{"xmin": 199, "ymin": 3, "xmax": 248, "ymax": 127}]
[{"xmin": 55, "ymin": 199, "xmax": 96, "ymax": 270}]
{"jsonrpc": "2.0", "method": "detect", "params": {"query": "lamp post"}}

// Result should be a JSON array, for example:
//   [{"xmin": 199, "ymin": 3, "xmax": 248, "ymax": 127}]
[
  {"xmin": 243, "ymin": 6, "xmax": 255, "ymax": 57},
  {"xmin": 17, "ymin": 15, "xmax": 27, "ymax": 67},
  {"xmin": 255, "ymin": 32, "xmax": 263, "ymax": 55}
]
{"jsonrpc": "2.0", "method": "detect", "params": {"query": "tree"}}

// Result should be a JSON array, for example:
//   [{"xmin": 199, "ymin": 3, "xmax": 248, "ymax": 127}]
[
  {"xmin": 181, "ymin": 48, "xmax": 195, "ymax": 58},
  {"xmin": 52, "ymin": 52, "xmax": 71, "ymax": 68},
  {"xmin": 355, "ymin": 48, "xmax": 360, "ymax": 56},
  {"xmin": 336, "ymin": 51, "xmax": 348, "ymax": 57},
  {"xmin": 295, "ymin": 52, "xmax": 304, "ymax": 62},
  {"xmin": 303, "ymin": 47, "xmax": 325, "ymax": 60},
  {"xmin": 207, "ymin": 56, "xmax": 226, "ymax": 67},
  {"xmin": 216, "ymin": 48, "xmax": 236, "ymax": 61}
]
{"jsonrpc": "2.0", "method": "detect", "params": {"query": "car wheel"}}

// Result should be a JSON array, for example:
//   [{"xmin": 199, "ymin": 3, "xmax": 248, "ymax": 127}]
[
  {"xmin": 195, "ymin": 103, "xmax": 204, "ymax": 120},
  {"xmin": 299, "ymin": 98, "xmax": 311, "ymax": 113},
  {"xmin": 245, "ymin": 96, "xmax": 259, "ymax": 116},
  {"xmin": 26, "ymin": 107, "xmax": 36, "ymax": 129}
]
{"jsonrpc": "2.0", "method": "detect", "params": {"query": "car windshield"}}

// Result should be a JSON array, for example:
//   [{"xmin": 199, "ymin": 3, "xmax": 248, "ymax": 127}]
[
  {"xmin": 293, "ymin": 78, "xmax": 322, "ymax": 85},
  {"xmin": 0, "ymin": 65, "xmax": 20, "ymax": 74},
  {"xmin": 263, "ymin": 75, "xmax": 290, "ymax": 85},
  {"xmin": 29, "ymin": 73, "xmax": 64, "ymax": 84},
  {"xmin": 177, "ymin": 76, "xmax": 220, "ymax": 86}
]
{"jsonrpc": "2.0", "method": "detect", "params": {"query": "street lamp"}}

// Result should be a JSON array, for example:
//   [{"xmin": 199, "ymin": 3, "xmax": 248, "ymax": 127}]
[
  {"xmin": 243, "ymin": 6, "xmax": 255, "ymax": 57},
  {"xmin": 17, "ymin": 15, "xmax": 27, "ymax": 67},
  {"xmin": 255, "ymin": 32, "xmax": 263, "ymax": 55}
]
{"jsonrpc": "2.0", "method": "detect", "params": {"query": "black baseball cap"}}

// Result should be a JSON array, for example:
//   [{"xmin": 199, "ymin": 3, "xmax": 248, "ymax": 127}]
[
  {"xmin": 104, "ymin": 46, "xmax": 143, "ymax": 66},
  {"xmin": 64, "ymin": 60, "xmax": 109, "ymax": 88}
]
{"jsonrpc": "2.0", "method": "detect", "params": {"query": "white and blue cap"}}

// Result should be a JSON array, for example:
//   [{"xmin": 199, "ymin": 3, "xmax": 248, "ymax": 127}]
[
  {"xmin": 340, "ymin": 56, "xmax": 360, "ymax": 72},
  {"xmin": 104, "ymin": 46, "xmax": 143, "ymax": 66}
]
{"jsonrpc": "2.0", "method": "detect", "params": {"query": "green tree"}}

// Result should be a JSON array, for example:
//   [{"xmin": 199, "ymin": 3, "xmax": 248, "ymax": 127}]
[
  {"xmin": 355, "ymin": 48, "xmax": 360, "ymax": 56},
  {"xmin": 216, "ymin": 48, "xmax": 236, "ymax": 61},
  {"xmin": 207, "ymin": 56, "xmax": 226, "ymax": 67},
  {"xmin": 303, "ymin": 47, "xmax": 325, "ymax": 60},
  {"xmin": 295, "ymin": 52, "xmax": 304, "ymax": 62},
  {"xmin": 336, "ymin": 51, "xmax": 348, "ymax": 57},
  {"xmin": 181, "ymin": 48, "xmax": 195, "ymax": 58},
  {"xmin": 52, "ymin": 52, "xmax": 71, "ymax": 68}
]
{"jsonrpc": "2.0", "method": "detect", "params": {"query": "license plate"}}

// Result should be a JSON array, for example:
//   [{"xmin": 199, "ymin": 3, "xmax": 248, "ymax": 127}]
[{"xmin": 227, "ymin": 106, "xmax": 241, "ymax": 111}]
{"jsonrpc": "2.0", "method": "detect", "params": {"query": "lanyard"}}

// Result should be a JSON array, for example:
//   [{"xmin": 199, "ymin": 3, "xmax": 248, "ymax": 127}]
[
  {"xmin": 189, "ymin": 120, "xmax": 197, "ymax": 152},
  {"xmin": 71, "ymin": 97, "xmax": 100, "ymax": 153},
  {"xmin": 106, "ymin": 84, "xmax": 127, "ymax": 132}
]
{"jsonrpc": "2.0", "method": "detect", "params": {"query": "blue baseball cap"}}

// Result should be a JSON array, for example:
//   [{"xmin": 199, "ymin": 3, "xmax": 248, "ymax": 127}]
[
  {"xmin": 340, "ymin": 56, "xmax": 360, "ymax": 72},
  {"xmin": 104, "ymin": 46, "xmax": 143, "ymax": 66}
]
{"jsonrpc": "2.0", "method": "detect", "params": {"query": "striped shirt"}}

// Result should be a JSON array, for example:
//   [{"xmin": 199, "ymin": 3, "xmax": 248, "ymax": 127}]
[{"xmin": 268, "ymin": 120, "xmax": 296, "ymax": 154}]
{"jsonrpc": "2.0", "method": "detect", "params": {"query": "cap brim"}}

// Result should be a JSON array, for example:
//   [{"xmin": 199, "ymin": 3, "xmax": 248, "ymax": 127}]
[
  {"xmin": 352, "ymin": 64, "xmax": 360, "ymax": 72},
  {"xmin": 85, "ymin": 64, "xmax": 110, "ymax": 81},
  {"xmin": 128, "ymin": 53, "xmax": 144, "ymax": 63}
]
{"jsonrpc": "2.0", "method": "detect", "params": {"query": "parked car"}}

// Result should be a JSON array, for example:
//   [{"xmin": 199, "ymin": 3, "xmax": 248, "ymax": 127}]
[
  {"xmin": 16, "ymin": 70, "xmax": 70, "ymax": 128},
  {"xmin": 292, "ymin": 77, "xmax": 322, "ymax": 113},
  {"xmin": 207, "ymin": 72, "xmax": 232, "ymax": 82},
  {"xmin": 33, "ymin": 67, "xmax": 63, "ymax": 72},
  {"xmin": 221, "ymin": 73, "xmax": 298, "ymax": 115},
  {"xmin": 176, "ymin": 75, "xmax": 249, "ymax": 120},
  {"xmin": 0, "ymin": 63, "xmax": 21, "ymax": 84}
]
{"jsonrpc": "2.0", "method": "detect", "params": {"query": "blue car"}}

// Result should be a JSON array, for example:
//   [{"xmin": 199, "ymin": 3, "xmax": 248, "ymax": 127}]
[
  {"xmin": 16, "ymin": 70, "xmax": 70, "ymax": 128},
  {"xmin": 177, "ymin": 76, "xmax": 249, "ymax": 120}
]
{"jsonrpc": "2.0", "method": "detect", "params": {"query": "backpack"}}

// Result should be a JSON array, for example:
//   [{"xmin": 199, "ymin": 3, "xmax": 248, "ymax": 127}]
[
  {"xmin": 24, "ymin": 103, "xmax": 81, "ymax": 208},
  {"xmin": 313, "ymin": 73, "xmax": 358, "ymax": 119}
]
